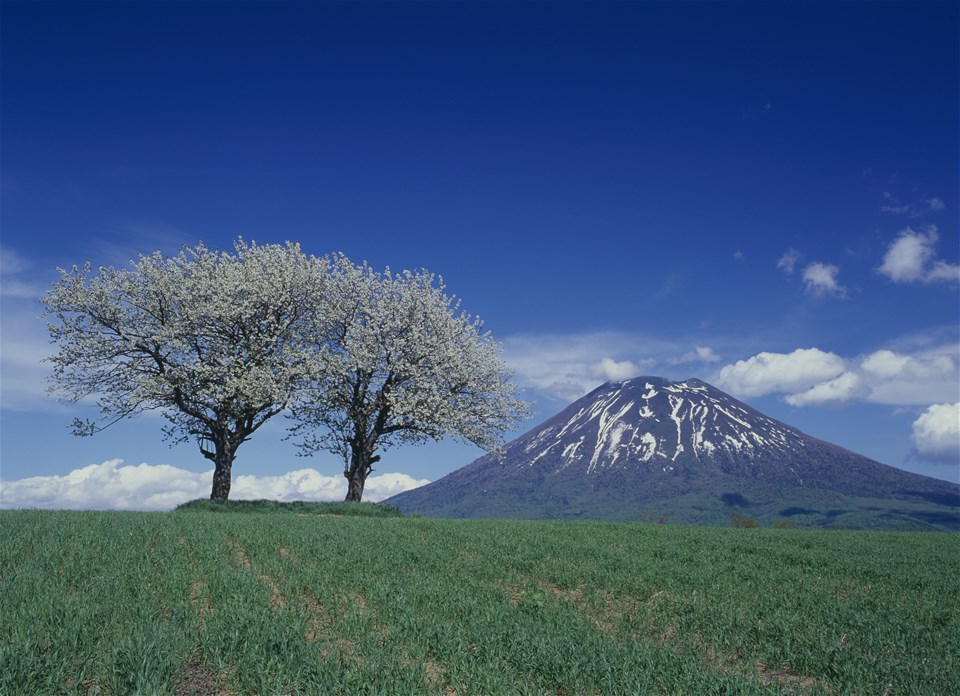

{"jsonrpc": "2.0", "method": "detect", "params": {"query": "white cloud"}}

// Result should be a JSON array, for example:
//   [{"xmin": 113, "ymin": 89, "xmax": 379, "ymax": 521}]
[
  {"xmin": 716, "ymin": 348, "xmax": 847, "ymax": 398},
  {"xmin": 926, "ymin": 260, "xmax": 960, "ymax": 284},
  {"xmin": 1, "ymin": 247, "xmax": 46, "ymax": 299},
  {"xmin": 911, "ymin": 403, "xmax": 960, "ymax": 464},
  {"xmin": 1, "ymin": 247, "xmax": 30, "ymax": 276},
  {"xmin": 859, "ymin": 348, "xmax": 958, "ymax": 405},
  {"xmin": 0, "ymin": 460, "xmax": 429, "ymax": 511},
  {"xmin": 718, "ymin": 345, "xmax": 958, "ymax": 407},
  {"xmin": 503, "ymin": 332, "xmax": 659, "ymax": 402},
  {"xmin": 776, "ymin": 248, "xmax": 802, "ymax": 275},
  {"xmin": 877, "ymin": 226, "xmax": 959, "ymax": 285},
  {"xmin": 673, "ymin": 346, "xmax": 721, "ymax": 364},
  {"xmin": 596, "ymin": 357, "xmax": 642, "ymax": 382},
  {"xmin": 785, "ymin": 372, "xmax": 862, "ymax": 406},
  {"xmin": 801, "ymin": 262, "xmax": 847, "ymax": 298},
  {"xmin": 1, "ymin": 301, "xmax": 57, "ymax": 412},
  {"xmin": 881, "ymin": 192, "xmax": 947, "ymax": 217}
]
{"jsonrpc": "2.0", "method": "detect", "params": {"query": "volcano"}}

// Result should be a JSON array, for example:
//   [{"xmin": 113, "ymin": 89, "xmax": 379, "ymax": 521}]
[{"xmin": 385, "ymin": 377, "xmax": 960, "ymax": 530}]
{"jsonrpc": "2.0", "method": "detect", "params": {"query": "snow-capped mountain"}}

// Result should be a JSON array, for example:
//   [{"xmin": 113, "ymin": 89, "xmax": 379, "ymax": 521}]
[
  {"xmin": 386, "ymin": 377, "xmax": 960, "ymax": 530},
  {"xmin": 516, "ymin": 378, "xmax": 810, "ymax": 478}
]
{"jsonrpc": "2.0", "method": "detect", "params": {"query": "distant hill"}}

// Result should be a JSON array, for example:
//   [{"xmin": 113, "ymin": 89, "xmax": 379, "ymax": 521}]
[{"xmin": 386, "ymin": 377, "xmax": 960, "ymax": 530}]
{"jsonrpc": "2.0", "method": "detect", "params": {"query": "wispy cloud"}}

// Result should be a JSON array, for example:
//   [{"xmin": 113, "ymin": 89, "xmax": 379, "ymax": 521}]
[
  {"xmin": 672, "ymin": 346, "xmax": 721, "ymax": 365},
  {"xmin": 0, "ymin": 460, "xmax": 429, "ymax": 511},
  {"xmin": 1, "ymin": 246, "xmax": 46, "ymax": 299},
  {"xmin": 776, "ymin": 248, "xmax": 802, "ymax": 275},
  {"xmin": 503, "ymin": 332, "xmax": 659, "ymax": 403},
  {"xmin": 742, "ymin": 102, "xmax": 772, "ymax": 119},
  {"xmin": 87, "ymin": 222, "xmax": 193, "ymax": 268},
  {"xmin": 504, "ymin": 332, "xmax": 739, "ymax": 402},
  {"xmin": 1, "ymin": 249, "xmax": 58, "ymax": 412},
  {"xmin": 877, "ymin": 225, "xmax": 959, "ymax": 285},
  {"xmin": 880, "ymin": 192, "xmax": 946, "ymax": 218},
  {"xmin": 652, "ymin": 271, "xmax": 683, "ymax": 300},
  {"xmin": 801, "ymin": 261, "xmax": 847, "ymax": 299}
]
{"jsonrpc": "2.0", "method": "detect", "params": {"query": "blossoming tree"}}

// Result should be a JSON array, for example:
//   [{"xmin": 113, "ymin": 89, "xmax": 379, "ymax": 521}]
[
  {"xmin": 292, "ymin": 255, "xmax": 529, "ymax": 502},
  {"xmin": 43, "ymin": 240, "xmax": 329, "ymax": 500}
]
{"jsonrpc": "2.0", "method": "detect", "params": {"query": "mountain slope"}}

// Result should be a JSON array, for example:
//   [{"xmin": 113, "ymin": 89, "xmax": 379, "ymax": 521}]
[{"xmin": 386, "ymin": 377, "xmax": 960, "ymax": 530}]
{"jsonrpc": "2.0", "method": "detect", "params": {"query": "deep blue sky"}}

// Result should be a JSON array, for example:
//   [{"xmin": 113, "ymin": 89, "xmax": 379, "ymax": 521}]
[{"xmin": 2, "ymin": 1, "xmax": 958, "ymax": 508}]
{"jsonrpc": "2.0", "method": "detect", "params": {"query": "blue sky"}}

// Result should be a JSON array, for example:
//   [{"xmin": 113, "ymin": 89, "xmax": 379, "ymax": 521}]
[{"xmin": 2, "ymin": 1, "xmax": 958, "ymax": 509}]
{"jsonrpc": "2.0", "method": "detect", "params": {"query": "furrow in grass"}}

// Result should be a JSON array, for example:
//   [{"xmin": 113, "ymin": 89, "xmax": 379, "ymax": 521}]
[{"xmin": 227, "ymin": 538, "xmax": 286, "ymax": 608}]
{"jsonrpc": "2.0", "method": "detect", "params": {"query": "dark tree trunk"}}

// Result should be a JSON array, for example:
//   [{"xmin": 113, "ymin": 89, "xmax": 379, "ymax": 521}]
[
  {"xmin": 343, "ymin": 443, "xmax": 380, "ymax": 502},
  {"xmin": 345, "ymin": 470, "xmax": 365, "ymax": 502},
  {"xmin": 343, "ymin": 394, "xmax": 391, "ymax": 503},
  {"xmin": 201, "ymin": 430, "xmax": 239, "ymax": 501},
  {"xmin": 210, "ymin": 453, "xmax": 233, "ymax": 501}
]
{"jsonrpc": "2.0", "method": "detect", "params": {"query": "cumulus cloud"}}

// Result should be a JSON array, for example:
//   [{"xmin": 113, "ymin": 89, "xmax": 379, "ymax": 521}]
[
  {"xmin": 776, "ymin": 249, "xmax": 802, "ymax": 275},
  {"xmin": 785, "ymin": 372, "xmax": 861, "ymax": 406},
  {"xmin": 0, "ymin": 460, "xmax": 430, "ymax": 511},
  {"xmin": 877, "ymin": 226, "xmax": 959, "ymax": 285},
  {"xmin": 911, "ymin": 403, "xmax": 960, "ymax": 464},
  {"xmin": 596, "ymin": 357, "xmax": 642, "ymax": 382},
  {"xmin": 801, "ymin": 262, "xmax": 847, "ymax": 298},
  {"xmin": 718, "ymin": 345, "xmax": 958, "ymax": 406},
  {"xmin": 716, "ymin": 348, "xmax": 847, "ymax": 398}
]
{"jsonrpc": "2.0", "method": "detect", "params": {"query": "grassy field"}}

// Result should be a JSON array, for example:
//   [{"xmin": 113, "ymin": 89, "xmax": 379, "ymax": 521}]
[{"xmin": 1, "ymin": 505, "xmax": 957, "ymax": 695}]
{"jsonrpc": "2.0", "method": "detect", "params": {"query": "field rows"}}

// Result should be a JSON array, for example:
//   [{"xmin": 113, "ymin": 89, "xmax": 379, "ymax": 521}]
[{"xmin": 1, "ymin": 509, "xmax": 957, "ymax": 694}]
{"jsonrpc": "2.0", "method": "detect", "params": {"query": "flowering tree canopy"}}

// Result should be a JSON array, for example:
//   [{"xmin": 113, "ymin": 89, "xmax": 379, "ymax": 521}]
[
  {"xmin": 44, "ymin": 239, "xmax": 527, "ymax": 503},
  {"xmin": 292, "ymin": 255, "xmax": 529, "ymax": 502},
  {"xmin": 43, "ymin": 240, "xmax": 329, "ymax": 500}
]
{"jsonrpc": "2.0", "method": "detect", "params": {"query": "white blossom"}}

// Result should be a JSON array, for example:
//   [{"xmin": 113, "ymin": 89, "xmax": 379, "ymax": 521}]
[
  {"xmin": 292, "ymin": 255, "xmax": 529, "ymax": 501},
  {"xmin": 43, "ymin": 239, "xmax": 330, "ymax": 499},
  {"xmin": 43, "ymin": 240, "xmax": 527, "ymax": 503}
]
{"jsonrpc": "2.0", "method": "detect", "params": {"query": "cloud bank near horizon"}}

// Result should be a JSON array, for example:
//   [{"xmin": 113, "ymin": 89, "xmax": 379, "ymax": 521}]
[{"xmin": 0, "ymin": 460, "xmax": 430, "ymax": 511}]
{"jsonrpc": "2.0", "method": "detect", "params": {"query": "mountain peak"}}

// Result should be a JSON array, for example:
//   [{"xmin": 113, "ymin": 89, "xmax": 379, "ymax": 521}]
[{"xmin": 525, "ymin": 375, "xmax": 802, "ymax": 476}]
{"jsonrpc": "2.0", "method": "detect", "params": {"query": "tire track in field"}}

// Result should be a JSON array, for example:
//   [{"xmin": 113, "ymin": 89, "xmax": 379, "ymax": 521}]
[
  {"xmin": 509, "ymin": 577, "xmax": 833, "ymax": 694},
  {"xmin": 178, "ymin": 536, "xmax": 235, "ymax": 696},
  {"xmin": 228, "ymin": 538, "xmax": 459, "ymax": 693},
  {"xmin": 228, "ymin": 539, "xmax": 286, "ymax": 608},
  {"xmin": 228, "ymin": 538, "xmax": 365, "ymax": 662}
]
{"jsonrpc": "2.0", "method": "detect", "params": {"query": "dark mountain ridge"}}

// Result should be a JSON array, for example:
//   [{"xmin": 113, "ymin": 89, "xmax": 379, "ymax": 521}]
[{"xmin": 386, "ymin": 377, "xmax": 960, "ymax": 530}]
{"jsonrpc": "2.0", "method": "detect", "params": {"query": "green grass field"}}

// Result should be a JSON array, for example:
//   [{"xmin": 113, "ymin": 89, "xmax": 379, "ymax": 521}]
[{"xmin": 2, "ymin": 505, "xmax": 957, "ymax": 695}]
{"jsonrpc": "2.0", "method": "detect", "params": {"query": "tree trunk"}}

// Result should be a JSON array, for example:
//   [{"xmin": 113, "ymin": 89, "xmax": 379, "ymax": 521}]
[
  {"xmin": 210, "ymin": 451, "xmax": 234, "ymax": 501},
  {"xmin": 345, "ymin": 470, "xmax": 365, "ymax": 502},
  {"xmin": 200, "ymin": 437, "xmax": 236, "ymax": 500},
  {"xmin": 343, "ymin": 444, "xmax": 380, "ymax": 503}
]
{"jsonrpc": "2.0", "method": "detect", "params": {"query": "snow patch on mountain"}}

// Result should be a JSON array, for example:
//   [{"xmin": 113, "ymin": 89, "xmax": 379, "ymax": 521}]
[{"xmin": 515, "ymin": 376, "xmax": 809, "ymax": 475}]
